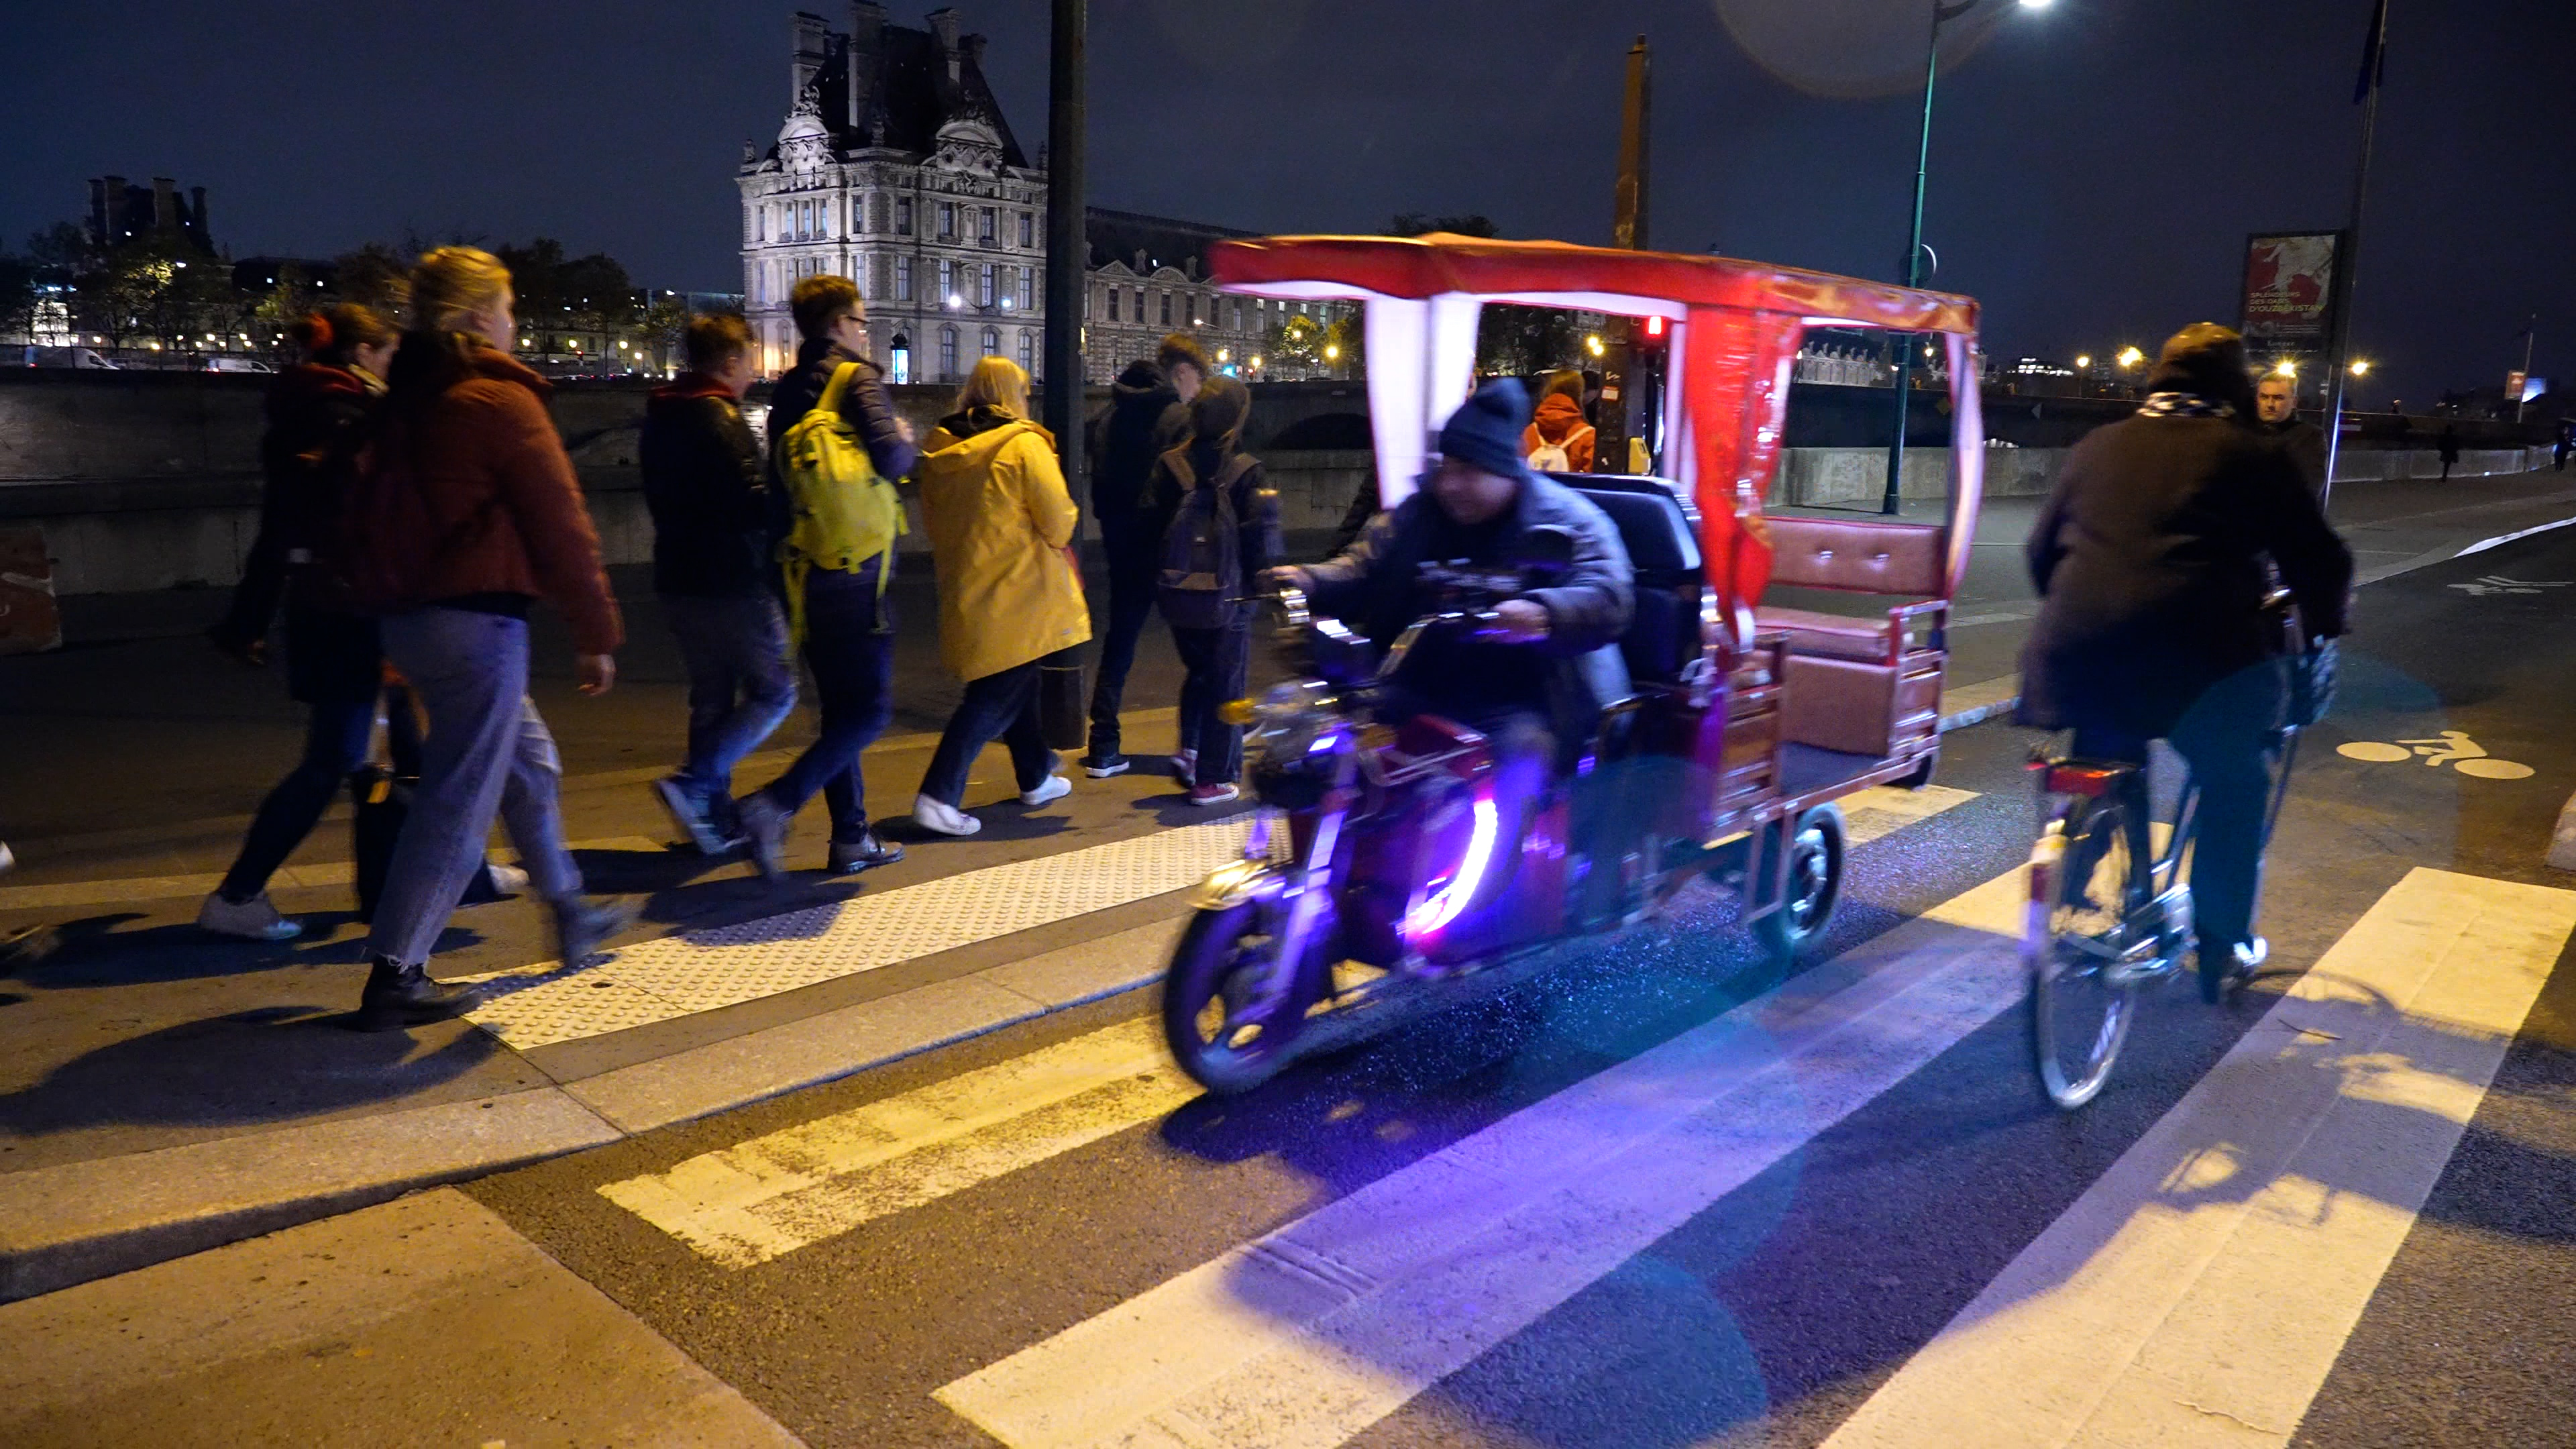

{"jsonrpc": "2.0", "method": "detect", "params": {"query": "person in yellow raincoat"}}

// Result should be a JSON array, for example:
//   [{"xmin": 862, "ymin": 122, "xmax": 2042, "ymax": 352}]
[{"xmin": 910, "ymin": 357, "xmax": 1092, "ymax": 836}]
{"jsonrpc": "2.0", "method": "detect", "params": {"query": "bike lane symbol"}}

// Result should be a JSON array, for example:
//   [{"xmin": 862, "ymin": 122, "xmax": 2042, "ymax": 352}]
[{"xmin": 2337, "ymin": 730, "xmax": 2536, "ymax": 780}]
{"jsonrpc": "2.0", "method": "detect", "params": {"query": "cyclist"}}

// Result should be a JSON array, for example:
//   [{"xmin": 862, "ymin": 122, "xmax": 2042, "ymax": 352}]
[{"xmin": 2018, "ymin": 323, "xmax": 2353, "ymax": 991}]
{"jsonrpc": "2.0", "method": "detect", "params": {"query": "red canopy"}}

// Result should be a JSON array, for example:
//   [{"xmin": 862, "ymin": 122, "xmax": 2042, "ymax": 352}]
[
  {"xmin": 1208, "ymin": 233, "xmax": 1979, "ymax": 335},
  {"xmin": 1207, "ymin": 234, "xmax": 1984, "ymax": 622}
]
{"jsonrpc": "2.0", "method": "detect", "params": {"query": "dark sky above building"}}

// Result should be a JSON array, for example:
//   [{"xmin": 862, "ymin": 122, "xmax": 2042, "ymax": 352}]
[{"xmin": 6, "ymin": 1, "xmax": 2567, "ymax": 405}]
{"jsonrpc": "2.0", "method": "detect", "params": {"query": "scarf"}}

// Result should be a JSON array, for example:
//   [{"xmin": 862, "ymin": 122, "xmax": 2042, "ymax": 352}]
[{"xmin": 2137, "ymin": 392, "xmax": 2236, "ymax": 420}]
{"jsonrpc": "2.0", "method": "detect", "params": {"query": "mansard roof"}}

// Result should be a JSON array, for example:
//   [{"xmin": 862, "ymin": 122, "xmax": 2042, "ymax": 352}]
[
  {"xmin": 763, "ymin": 9, "xmax": 1030, "ymax": 169},
  {"xmin": 1084, "ymin": 208, "xmax": 1257, "ymax": 278}
]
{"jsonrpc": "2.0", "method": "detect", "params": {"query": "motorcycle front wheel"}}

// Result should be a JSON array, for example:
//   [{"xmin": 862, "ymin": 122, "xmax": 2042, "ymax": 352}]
[{"xmin": 1161, "ymin": 900, "xmax": 1326, "ymax": 1094}]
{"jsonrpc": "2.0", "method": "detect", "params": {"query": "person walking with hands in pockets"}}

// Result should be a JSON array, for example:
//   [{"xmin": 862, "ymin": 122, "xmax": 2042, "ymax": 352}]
[
  {"xmin": 1148, "ymin": 375, "xmax": 1280, "ymax": 804},
  {"xmin": 910, "ymin": 358, "xmax": 1089, "ymax": 836}
]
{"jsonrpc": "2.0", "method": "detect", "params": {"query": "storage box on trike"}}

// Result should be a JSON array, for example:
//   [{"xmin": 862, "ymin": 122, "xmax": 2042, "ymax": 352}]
[{"xmin": 1161, "ymin": 233, "xmax": 1988, "ymax": 1092}]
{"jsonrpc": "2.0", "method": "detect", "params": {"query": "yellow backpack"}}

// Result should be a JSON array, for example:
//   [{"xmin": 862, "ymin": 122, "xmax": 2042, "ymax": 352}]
[{"xmin": 775, "ymin": 362, "xmax": 906, "ymax": 639}]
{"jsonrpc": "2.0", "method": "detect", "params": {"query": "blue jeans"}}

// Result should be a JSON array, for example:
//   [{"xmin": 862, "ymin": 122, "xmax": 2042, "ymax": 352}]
[
  {"xmin": 664, "ymin": 594, "xmax": 796, "ymax": 823},
  {"xmin": 753, "ymin": 562, "xmax": 894, "ymax": 840},
  {"xmin": 217, "ymin": 698, "xmax": 376, "ymax": 901},
  {"xmin": 919, "ymin": 661, "xmax": 1054, "ymax": 806},
  {"xmin": 367, "ymin": 608, "xmax": 584, "ymax": 969}
]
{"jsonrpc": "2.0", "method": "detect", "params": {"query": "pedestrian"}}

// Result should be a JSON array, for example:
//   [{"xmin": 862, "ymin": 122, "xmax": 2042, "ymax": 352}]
[
  {"xmin": 335, "ymin": 246, "xmax": 634, "ymax": 1030},
  {"xmin": 1522, "ymin": 368, "xmax": 1597, "ymax": 474},
  {"xmin": 2438, "ymin": 423, "xmax": 2463, "ymax": 480},
  {"xmin": 1148, "ymin": 375, "xmax": 1281, "ymax": 804},
  {"xmin": 2019, "ymin": 323, "xmax": 2353, "ymax": 992},
  {"xmin": 641, "ymin": 312, "xmax": 796, "ymax": 857},
  {"xmin": 1079, "ymin": 333, "xmax": 1205, "ymax": 777},
  {"xmin": 2554, "ymin": 421, "xmax": 2570, "ymax": 472},
  {"xmin": 731, "ymin": 275, "xmax": 916, "ymax": 878},
  {"xmin": 2253, "ymin": 372, "xmax": 2327, "ymax": 496},
  {"xmin": 911, "ymin": 357, "xmax": 1089, "ymax": 836},
  {"xmin": 198, "ymin": 306, "xmax": 529, "ymax": 941}
]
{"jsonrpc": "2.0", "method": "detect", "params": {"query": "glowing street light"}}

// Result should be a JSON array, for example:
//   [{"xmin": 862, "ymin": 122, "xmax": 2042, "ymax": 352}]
[
  {"xmin": 2116, "ymin": 345, "xmax": 2145, "ymax": 370},
  {"xmin": 2074, "ymin": 354, "xmax": 2093, "ymax": 370},
  {"xmin": 1585, "ymin": 334, "xmax": 1606, "ymax": 359},
  {"xmin": 2349, "ymin": 358, "xmax": 2373, "ymax": 377},
  {"xmin": 2273, "ymin": 358, "xmax": 2299, "ymax": 378}
]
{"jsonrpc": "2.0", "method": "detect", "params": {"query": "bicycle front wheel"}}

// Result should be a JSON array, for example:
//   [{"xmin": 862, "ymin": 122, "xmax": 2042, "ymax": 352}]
[{"xmin": 2027, "ymin": 790, "xmax": 2146, "ymax": 1110}]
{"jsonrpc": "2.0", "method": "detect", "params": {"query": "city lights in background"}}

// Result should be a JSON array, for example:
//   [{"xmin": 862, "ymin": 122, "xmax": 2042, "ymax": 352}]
[
  {"xmin": 2116, "ymin": 346, "xmax": 2145, "ymax": 370},
  {"xmin": 2274, "ymin": 358, "xmax": 2300, "ymax": 377},
  {"xmin": 1586, "ymin": 334, "xmax": 1606, "ymax": 358},
  {"xmin": 2074, "ymin": 354, "xmax": 2092, "ymax": 369},
  {"xmin": 2350, "ymin": 358, "xmax": 2373, "ymax": 376}
]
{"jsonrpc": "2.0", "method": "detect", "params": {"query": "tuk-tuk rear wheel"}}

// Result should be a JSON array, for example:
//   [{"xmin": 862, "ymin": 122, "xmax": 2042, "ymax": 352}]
[{"xmin": 1754, "ymin": 804, "xmax": 1845, "ymax": 966}]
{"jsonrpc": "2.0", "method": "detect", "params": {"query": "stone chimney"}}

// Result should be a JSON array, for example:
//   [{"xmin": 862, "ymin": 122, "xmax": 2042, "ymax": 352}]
[
  {"xmin": 847, "ymin": 1, "xmax": 885, "ymax": 131},
  {"xmin": 189, "ymin": 185, "xmax": 209, "ymax": 244},
  {"xmin": 792, "ymin": 11, "xmax": 830, "ymax": 105},
  {"xmin": 87, "ymin": 178, "xmax": 109, "ymax": 245},
  {"xmin": 152, "ymin": 178, "xmax": 177, "ymax": 233},
  {"xmin": 928, "ymin": 8, "xmax": 962, "ymax": 79}
]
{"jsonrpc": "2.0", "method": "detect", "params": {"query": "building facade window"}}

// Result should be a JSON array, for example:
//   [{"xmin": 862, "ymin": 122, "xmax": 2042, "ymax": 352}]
[
  {"xmin": 1018, "ymin": 268, "xmax": 1034, "ymax": 311},
  {"xmin": 1106, "ymin": 288, "xmax": 1120, "ymax": 323},
  {"xmin": 1160, "ymin": 291, "xmax": 1173, "ymax": 325},
  {"xmin": 938, "ymin": 258, "xmax": 955, "ymax": 304},
  {"xmin": 889, "ymin": 333, "xmax": 912, "ymax": 385},
  {"xmin": 1017, "ymin": 330, "xmax": 1036, "ymax": 374},
  {"xmin": 896, "ymin": 197, "xmax": 914, "ymax": 235},
  {"xmin": 894, "ymin": 254, "xmax": 914, "ymax": 301},
  {"xmin": 755, "ymin": 207, "xmax": 766, "ymax": 242},
  {"xmin": 938, "ymin": 325, "xmax": 959, "ymax": 378},
  {"xmin": 1019, "ymin": 212, "xmax": 1034, "ymax": 248},
  {"xmin": 1134, "ymin": 287, "xmax": 1145, "ymax": 320},
  {"xmin": 938, "ymin": 202, "xmax": 956, "ymax": 239},
  {"xmin": 979, "ymin": 207, "xmax": 997, "ymax": 244},
  {"xmin": 977, "ymin": 263, "xmax": 995, "ymax": 307},
  {"xmin": 981, "ymin": 325, "xmax": 1001, "ymax": 358}
]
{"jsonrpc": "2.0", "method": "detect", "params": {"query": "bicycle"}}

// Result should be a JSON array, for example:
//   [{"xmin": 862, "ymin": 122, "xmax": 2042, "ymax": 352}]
[{"xmin": 2021, "ymin": 719, "xmax": 2303, "ymax": 1110}]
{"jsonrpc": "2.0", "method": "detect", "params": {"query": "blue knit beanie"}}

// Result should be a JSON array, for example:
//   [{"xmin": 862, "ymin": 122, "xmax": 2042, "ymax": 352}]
[{"xmin": 1437, "ymin": 378, "xmax": 1535, "ymax": 481}]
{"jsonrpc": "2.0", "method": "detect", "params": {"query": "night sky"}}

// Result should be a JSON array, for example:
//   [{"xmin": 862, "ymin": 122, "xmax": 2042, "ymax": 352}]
[{"xmin": 6, "ymin": 1, "xmax": 2568, "ymax": 406}]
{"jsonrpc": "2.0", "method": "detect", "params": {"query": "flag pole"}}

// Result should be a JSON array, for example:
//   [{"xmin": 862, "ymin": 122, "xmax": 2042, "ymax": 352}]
[{"xmin": 2319, "ymin": 0, "xmax": 2392, "ymax": 511}]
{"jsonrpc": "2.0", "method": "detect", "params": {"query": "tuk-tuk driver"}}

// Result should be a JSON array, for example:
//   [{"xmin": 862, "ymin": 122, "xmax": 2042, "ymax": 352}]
[{"xmin": 1267, "ymin": 379, "xmax": 1635, "ymax": 875}]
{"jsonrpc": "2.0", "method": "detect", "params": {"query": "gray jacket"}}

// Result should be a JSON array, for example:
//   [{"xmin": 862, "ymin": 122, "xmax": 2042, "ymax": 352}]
[{"xmin": 1305, "ymin": 471, "xmax": 1633, "ymax": 740}]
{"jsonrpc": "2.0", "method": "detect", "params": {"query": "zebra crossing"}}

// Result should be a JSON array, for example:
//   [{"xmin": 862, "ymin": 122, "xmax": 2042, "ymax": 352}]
[{"xmin": 548, "ymin": 790, "xmax": 2576, "ymax": 1448}]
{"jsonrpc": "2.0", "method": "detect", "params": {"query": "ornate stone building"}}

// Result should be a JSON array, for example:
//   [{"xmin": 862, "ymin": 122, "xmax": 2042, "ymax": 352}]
[{"xmin": 738, "ymin": 6, "xmax": 1349, "ymax": 384}]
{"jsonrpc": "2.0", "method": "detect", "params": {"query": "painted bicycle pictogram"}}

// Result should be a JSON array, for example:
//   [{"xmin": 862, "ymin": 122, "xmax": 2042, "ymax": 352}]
[{"xmin": 2337, "ymin": 730, "xmax": 2535, "ymax": 780}]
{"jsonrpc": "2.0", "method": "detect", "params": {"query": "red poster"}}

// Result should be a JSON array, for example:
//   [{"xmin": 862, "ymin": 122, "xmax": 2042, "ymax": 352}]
[{"xmin": 2240, "ymin": 232, "xmax": 2342, "ymax": 350}]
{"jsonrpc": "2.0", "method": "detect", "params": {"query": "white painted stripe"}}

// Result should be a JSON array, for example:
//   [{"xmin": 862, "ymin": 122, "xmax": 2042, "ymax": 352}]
[
  {"xmin": 933, "ymin": 862, "xmax": 2035, "ymax": 1449},
  {"xmin": 598, "ymin": 788, "xmax": 1983, "ymax": 1267},
  {"xmin": 598, "ymin": 1020, "xmax": 1193, "ymax": 1268},
  {"xmin": 2454, "ymin": 513, "xmax": 2576, "ymax": 558},
  {"xmin": 1821, "ymin": 867, "xmax": 2576, "ymax": 1449}
]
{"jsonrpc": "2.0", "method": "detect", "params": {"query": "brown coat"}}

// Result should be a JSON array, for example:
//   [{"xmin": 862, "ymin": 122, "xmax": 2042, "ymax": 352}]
[{"xmin": 377, "ymin": 344, "xmax": 623, "ymax": 653}]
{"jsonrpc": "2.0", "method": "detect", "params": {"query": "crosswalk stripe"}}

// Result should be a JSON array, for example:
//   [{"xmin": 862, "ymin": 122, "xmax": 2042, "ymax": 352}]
[
  {"xmin": 1819, "ymin": 866, "xmax": 2576, "ymax": 1449},
  {"xmin": 932, "ymin": 861, "xmax": 2035, "ymax": 1449},
  {"xmin": 0, "ymin": 837, "xmax": 667, "ymax": 914},
  {"xmin": 598, "ymin": 1020, "xmax": 1193, "ymax": 1268},
  {"xmin": 597, "ymin": 786, "xmax": 1984, "ymax": 1270}
]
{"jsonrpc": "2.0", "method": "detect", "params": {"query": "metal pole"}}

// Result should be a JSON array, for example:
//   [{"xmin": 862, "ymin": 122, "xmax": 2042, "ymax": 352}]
[
  {"xmin": 2319, "ymin": 0, "xmax": 2391, "ymax": 513},
  {"xmin": 1043, "ymin": 0, "xmax": 1087, "ymax": 500},
  {"xmin": 1884, "ymin": 1, "xmax": 1968, "ymax": 515}
]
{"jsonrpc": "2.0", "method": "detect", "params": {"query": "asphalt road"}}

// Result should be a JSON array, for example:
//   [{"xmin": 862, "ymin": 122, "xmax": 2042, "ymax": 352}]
[{"xmin": 412, "ymin": 525, "xmax": 2576, "ymax": 1448}]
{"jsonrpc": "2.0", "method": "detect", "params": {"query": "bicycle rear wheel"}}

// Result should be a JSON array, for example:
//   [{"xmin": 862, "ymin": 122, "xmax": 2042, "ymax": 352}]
[{"xmin": 2027, "ymin": 789, "xmax": 2147, "ymax": 1109}]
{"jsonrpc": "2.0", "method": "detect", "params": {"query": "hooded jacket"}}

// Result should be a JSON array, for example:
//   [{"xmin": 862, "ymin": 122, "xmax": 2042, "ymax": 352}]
[
  {"xmin": 640, "ymin": 375, "xmax": 773, "ymax": 598},
  {"xmin": 1303, "ymin": 471, "xmax": 1633, "ymax": 747},
  {"xmin": 2018, "ymin": 361, "xmax": 2352, "ymax": 736},
  {"xmin": 215, "ymin": 362, "xmax": 383, "ymax": 648},
  {"xmin": 1085, "ymin": 359, "xmax": 1188, "ymax": 531},
  {"xmin": 915, "ymin": 405, "xmax": 1092, "ymax": 681},
  {"xmin": 1521, "ymin": 394, "xmax": 1597, "ymax": 473},
  {"xmin": 365, "ymin": 340, "xmax": 622, "ymax": 655}
]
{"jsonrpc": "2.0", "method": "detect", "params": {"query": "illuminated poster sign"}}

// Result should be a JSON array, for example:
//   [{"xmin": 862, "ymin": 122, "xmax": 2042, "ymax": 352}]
[{"xmin": 2240, "ymin": 231, "xmax": 2344, "ymax": 353}]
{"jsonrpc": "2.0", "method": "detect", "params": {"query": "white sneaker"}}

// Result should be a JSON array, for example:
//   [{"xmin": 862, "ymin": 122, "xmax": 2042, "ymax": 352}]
[
  {"xmin": 484, "ymin": 863, "xmax": 530, "ymax": 896},
  {"xmin": 197, "ymin": 890, "xmax": 302, "ymax": 942},
  {"xmin": 911, "ymin": 794, "xmax": 983, "ymax": 837},
  {"xmin": 1020, "ymin": 774, "xmax": 1072, "ymax": 808}
]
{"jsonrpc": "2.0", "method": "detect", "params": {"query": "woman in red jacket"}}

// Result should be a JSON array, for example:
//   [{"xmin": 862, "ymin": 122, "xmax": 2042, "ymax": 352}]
[{"xmin": 345, "ymin": 247, "xmax": 633, "ymax": 1030}]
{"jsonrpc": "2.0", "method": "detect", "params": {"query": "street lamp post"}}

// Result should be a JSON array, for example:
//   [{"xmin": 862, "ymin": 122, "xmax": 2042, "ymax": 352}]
[{"xmin": 1881, "ymin": 0, "xmax": 2048, "ymax": 515}]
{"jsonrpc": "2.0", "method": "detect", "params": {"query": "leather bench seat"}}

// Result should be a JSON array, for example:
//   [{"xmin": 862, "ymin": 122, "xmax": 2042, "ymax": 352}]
[{"xmin": 1751, "ymin": 604, "xmax": 1896, "ymax": 663}]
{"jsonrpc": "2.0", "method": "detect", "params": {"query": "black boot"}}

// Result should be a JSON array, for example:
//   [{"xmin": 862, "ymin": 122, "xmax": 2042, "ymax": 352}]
[
  {"xmin": 551, "ymin": 895, "xmax": 641, "ymax": 967},
  {"xmin": 356, "ymin": 955, "xmax": 480, "ymax": 1032}
]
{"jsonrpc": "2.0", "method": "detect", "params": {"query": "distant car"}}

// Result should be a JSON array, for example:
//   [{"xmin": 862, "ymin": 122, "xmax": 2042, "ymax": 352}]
[
  {"xmin": 204, "ymin": 356, "xmax": 275, "ymax": 374},
  {"xmin": 17, "ymin": 345, "xmax": 118, "ymax": 370}
]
